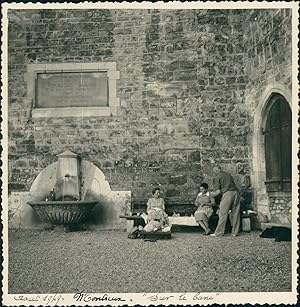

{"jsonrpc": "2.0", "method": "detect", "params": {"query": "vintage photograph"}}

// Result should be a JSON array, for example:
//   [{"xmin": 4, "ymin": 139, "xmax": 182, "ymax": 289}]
[{"xmin": 2, "ymin": 1, "xmax": 298, "ymax": 305}]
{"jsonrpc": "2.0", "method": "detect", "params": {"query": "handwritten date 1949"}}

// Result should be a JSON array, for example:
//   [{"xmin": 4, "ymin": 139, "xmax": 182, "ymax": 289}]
[{"xmin": 14, "ymin": 294, "xmax": 63, "ymax": 305}]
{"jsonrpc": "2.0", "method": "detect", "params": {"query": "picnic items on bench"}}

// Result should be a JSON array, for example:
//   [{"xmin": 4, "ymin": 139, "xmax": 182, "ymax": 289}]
[{"xmin": 119, "ymin": 213, "xmax": 172, "ymax": 240}]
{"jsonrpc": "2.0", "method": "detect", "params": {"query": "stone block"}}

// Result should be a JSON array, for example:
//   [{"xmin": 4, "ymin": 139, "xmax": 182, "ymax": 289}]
[
  {"xmin": 8, "ymin": 192, "xmax": 43, "ymax": 229},
  {"xmin": 175, "ymin": 71, "xmax": 197, "ymax": 81},
  {"xmin": 8, "ymin": 183, "xmax": 26, "ymax": 191},
  {"xmin": 165, "ymin": 152, "xmax": 187, "ymax": 163},
  {"xmin": 189, "ymin": 151, "xmax": 201, "ymax": 162},
  {"xmin": 157, "ymin": 123, "xmax": 175, "ymax": 135},
  {"xmin": 160, "ymin": 97, "xmax": 176, "ymax": 108},
  {"xmin": 168, "ymin": 174, "xmax": 187, "ymax": 185},
  {"xmin": 190, "ymin": 173, "xmax": 203, "ymax": 184},
  {"xmin": 165, "ymin": 188, "xmax": 180, "ymax": 197},
  {"xmin": 149, "ymin": 98, "xmax": 160, "ymax": 108}
]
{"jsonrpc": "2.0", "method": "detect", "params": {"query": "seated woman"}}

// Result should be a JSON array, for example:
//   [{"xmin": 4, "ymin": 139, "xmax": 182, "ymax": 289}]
[
  {"xmin": 144, "ymin": 187, "xmax": 170, "ymax": 232},
  {"xmin": 194, "ymin": 182, "xmax": 215, "ymax": 235}
]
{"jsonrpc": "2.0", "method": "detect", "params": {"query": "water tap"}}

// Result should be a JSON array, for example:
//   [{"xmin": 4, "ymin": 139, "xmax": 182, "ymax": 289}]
[{"xmin": 50, "ymin": 188, "xmax": 56, "ymax": 200}]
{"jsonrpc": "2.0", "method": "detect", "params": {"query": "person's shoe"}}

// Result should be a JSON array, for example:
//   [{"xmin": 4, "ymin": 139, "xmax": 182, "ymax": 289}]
[
  {"xmin": 210, "ymin": 233, "xmax": 223, "ymax": 237},
  {"xmin": 232, "ymin": 234, "xmax": 238, "ymax": 237},
  {"xmin": 205, "ymin": 229, "xmax": 211, "ymax": 235}
]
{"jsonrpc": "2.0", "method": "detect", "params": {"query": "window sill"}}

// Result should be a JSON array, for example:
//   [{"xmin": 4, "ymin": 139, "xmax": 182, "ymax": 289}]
[{"xmin": 32, "ymin": 106, "xmax": 117, "ymax": 118}]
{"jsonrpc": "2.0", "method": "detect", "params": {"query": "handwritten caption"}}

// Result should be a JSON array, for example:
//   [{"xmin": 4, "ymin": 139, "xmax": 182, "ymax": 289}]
[
  {"xmin": 143, "ymin": 292, "xmax": 220, "ymax": 302},
  {"xmin": 13, "ymin": 293, "xmax": 126, "ymax": 304},
  {"xmin": 14, "ymin": 294, "xmax": 64, "ymax": 305},
  {"xmin": 13, "ymin": 292, "xmax": 220, "ymax": 304}
]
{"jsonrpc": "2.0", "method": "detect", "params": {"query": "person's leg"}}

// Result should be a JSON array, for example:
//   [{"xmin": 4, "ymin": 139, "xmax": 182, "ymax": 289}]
[
  {"xmin": 230, "ymin": 191, "xmax": 241, "ymax": 236},
  {"xmin": 196, "ymin": 212, "xmax": 210, "ymax": 234},
  {"xmin": 201, "ymin": 213, "xmax": 211, "ymax": 234},
  {"xmin": 198, "ymin": 220, "xmax": 210, "ymax": 234},
  {"xmin": 212, "ymin": 192, "xmax": 234, "ymax": 236}
]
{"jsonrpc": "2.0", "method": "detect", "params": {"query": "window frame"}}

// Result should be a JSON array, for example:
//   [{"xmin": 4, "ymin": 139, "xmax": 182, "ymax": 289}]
[{"xmin": 26, "ymin": 62, "xmax": 120, "ymax": 118}]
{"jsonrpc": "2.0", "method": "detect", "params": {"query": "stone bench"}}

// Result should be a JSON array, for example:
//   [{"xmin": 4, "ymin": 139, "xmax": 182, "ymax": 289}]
[
  {"xmin": 120, "ymin": 201, "xmax": 220, "ymax": 232},
  {"xmin": 120, "ymin": 201, "xmax": 256, "ymax": 233}
]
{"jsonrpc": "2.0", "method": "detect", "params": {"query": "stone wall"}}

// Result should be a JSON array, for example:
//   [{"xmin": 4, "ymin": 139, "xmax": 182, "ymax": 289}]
[
  {"xmin": 268, "ymin": 195, "xmax": 292, "ymax": 225},
  {"xmin": 8, "ymin": 9, "xmax": 250, "ymax": 206},
  {"xmin": 243, "ymin": 9, "xmax": 292, "ymax": 223},
  {"xmin": 244, "ymin": 8, "xmax": 292, "ymax": 103}
]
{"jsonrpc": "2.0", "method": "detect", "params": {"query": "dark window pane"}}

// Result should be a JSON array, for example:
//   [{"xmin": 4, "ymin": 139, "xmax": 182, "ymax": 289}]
[{"xmin": 36, "ymin": 71, "xmax": 108, "ymax": 108}]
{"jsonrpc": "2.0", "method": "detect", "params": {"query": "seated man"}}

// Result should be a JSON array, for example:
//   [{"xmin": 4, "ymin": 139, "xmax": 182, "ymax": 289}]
[{"xmin": 194, "ymin": 183, "xmax": 215, "ymax": 235}]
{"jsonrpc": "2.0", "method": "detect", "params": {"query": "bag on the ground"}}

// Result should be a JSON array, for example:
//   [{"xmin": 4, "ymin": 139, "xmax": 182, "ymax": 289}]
[{"xmin": 128, "ymin": 226, "xmax": 140, "ymax": 239}]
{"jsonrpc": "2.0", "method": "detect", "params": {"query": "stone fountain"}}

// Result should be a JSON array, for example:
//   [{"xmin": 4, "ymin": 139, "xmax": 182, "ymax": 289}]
[{"xmin": 27, "ymin": 150, "xmax": 98, "ymax": 232}]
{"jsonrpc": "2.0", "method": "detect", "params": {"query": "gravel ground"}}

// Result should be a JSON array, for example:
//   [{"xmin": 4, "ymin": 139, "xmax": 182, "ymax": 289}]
[{"xmin": 8, "ymin": 228, "xmax": 292, "ymax": 294}]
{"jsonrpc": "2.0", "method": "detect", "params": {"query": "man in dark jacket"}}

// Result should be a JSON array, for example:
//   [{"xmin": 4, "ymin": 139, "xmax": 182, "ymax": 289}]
[{"xmin": 210, "ymin": 165, "xmax": 240, "ymax": 237}]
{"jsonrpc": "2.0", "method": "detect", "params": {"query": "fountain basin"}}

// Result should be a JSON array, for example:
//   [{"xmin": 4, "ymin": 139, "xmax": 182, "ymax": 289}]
[{"xmin": 28, "ymin": 201, "xmax": 98, "ymax": 226}]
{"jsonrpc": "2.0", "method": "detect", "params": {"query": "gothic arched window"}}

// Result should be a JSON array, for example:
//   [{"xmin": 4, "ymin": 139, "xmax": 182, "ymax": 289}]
[{"xmin": 264, "ymin": 94, "xmax": 292, "ymax": 192}]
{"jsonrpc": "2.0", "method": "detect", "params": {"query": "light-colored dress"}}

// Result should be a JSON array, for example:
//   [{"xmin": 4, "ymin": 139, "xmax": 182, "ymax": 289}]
[
  {"xmin": 194, "ymin": 192, "xmax": 215, "ymax": 223},
  {"xmin": 147, "ymin": 197, "xmax": 165, "ymax": 212},
  {"xmin": 144, "ymin": 197, "xmax": 170, "ymax": 232}
]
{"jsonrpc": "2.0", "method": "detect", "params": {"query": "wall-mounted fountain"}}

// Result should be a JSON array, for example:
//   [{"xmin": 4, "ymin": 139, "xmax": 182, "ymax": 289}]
[{"xmin": 27, "ymin": 150, "xmax": 98, "ymax": 232}]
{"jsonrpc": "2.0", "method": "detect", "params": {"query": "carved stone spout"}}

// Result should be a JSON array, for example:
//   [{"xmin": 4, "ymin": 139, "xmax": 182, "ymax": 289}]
[{"xmin": 55, "ymin": 150, "xmax": 81, "ymax": 201}]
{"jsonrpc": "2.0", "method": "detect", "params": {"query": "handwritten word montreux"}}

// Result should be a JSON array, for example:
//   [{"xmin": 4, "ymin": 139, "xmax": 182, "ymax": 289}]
[{"xmin": 73, "ymin": 293, "xmax": 126, "ymax": 302}]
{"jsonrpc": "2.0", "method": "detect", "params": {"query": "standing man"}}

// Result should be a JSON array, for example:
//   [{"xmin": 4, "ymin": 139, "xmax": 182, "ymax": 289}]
[{"xmin": 210, "ymin": 165, "xmax": 240, "ymax": 237}]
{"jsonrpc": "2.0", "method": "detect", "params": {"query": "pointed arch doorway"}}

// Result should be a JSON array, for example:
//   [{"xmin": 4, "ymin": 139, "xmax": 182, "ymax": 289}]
[{"xmin": 252, "ymin": 89, "xmax": 292, "ymax": 224}]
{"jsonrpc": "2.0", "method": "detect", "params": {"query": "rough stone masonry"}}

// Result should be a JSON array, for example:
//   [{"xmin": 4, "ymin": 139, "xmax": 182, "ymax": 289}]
[{"xmin": 7, "ymin": 8, "xmax": 292, "ymax": 225}]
